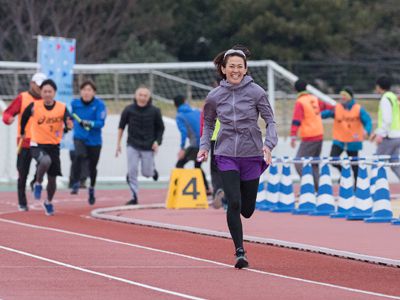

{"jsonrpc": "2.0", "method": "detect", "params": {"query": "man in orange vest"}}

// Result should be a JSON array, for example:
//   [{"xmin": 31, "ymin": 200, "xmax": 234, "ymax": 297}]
[
  {"xmin": 321, "ymin": 87, "xmax": 372, "ymax": 180},
  {"xmin": 290, "ymin": 79, "xmax": 332, "ymax": 188},
  {"xmin": 20, "ymin": 79, "xmax": 73, "ymax": 216},
  {"xmin": 2, "ymin": 72, "xmax": 47, "ymax": 211}
]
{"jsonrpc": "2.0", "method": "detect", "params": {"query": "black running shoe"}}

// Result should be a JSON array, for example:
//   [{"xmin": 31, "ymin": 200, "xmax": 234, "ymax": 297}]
[
  {"xmin": 125, "ymin": 198, "xmax": 138, "ymax": 205},
  {"xmin": 70, "ymin": 182, "xmax": 79, "ymax": 195},
  {"xmin": 125, "ymin": 192, "xmax": 138, "ymax": 205},
  {"xmin": 88, "ymin": 187, "xmax": 95, "ymax": 205},
  {"xmin": 18, "ymin": 205, "xmax": 29, "ymax": 212},
  {"xmin": 152, "ymin": 169, "xmax": 159, "ymax": 181},
  {"xmin": 234, "ymin": 247, "xmax": 249, "ymax": 269}
]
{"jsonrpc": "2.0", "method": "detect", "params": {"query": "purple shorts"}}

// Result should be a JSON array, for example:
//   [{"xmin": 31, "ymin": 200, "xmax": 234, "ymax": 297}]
[{"xmin": 215, "ymin": 155, "xmax": 268, "ymax": 181}]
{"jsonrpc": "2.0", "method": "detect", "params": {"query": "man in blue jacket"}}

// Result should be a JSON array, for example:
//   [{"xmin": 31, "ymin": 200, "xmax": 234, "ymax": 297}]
[
  {"xmin": 174, "ymin": 95, "xmax": 210, "ymax": 194},
  {"xmin": 70, "ymin": 80, "xmax": 107, "ymax": 205}
]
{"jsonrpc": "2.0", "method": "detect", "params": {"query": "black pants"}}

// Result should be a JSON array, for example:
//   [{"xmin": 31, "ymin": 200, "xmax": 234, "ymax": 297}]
[
  {"xmin": 210, "ymin": 141, "xmax": 223, "ymax": 197},
  {"xmin": 176, "ymin": 146, "xmax": 209, "ymax": 191},
  {"xmin": 220, "ymin": 170, "xmax": 259, "ymax": 251},
  {"xmin": 17, "ymin": 148, "xmax": 33, "ymax": 206},
  {"xmin": 69, "ymin": 150, "xmax": 89, "ymax": 186},
  {"xmin": 71, "ymin": 139, "xmax": 102, "ymax": 188},
  {"xmin": 330, "ymin": 144, "xmax": 358, "ymax": 180}
]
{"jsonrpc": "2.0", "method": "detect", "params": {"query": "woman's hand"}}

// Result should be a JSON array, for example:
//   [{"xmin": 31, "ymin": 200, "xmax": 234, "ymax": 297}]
[
  {"xmin": 197, "ymin": 149, "xmax": 209, "ymax": 162},
  {"xmin": 263, "ymin": 146, "xmax": 272, "ymax": 164}
]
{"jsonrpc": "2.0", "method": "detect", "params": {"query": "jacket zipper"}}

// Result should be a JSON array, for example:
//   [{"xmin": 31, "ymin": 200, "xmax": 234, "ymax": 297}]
[{"xmin": 233, "ymin": 90, "xmax": 238, "ymax": 157}]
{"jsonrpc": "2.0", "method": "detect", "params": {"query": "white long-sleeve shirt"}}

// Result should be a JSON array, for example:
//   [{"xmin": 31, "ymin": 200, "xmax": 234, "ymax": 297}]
[{"xmin": 375, "ymin": 94, "xmax": 400, "ymax": 138}]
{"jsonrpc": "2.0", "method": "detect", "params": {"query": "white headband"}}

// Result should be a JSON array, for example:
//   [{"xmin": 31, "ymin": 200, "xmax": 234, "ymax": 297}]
[{"xmin": 223, "ymin": 49, "xmax": 246, "ymax": 59}]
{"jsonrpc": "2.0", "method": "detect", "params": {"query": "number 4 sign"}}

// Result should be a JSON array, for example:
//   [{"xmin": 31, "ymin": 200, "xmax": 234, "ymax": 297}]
[{"xmin": 166, "ymin": 168, "xmax": 208, "ymax": 209}]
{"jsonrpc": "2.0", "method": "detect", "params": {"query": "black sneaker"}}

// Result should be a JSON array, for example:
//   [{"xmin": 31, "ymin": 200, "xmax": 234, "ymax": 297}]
[
  {"xmin": 18, "ymin": 205, "xmax": 29, "ymax": 212},
  {"xmin": 125, "ymin": 198, "xmax": 138, "ymax": 205},
  {"xmin": 152, "ymin": 169, "xmax": 159, "ymax": 181},
  {"xmin": 88, "ymin": 187, "xmax": 95, "ymax": 205},
  {"xmin": 125, "ymin": 192, "xmax": 138, "ymax": 205},
  {"xmin": 70, "ymin": 182, "xmax": 79, "ymax": 195},
  {"xmin": 234, "ymin": 247, "xmax": 249, "ymax": 269}
]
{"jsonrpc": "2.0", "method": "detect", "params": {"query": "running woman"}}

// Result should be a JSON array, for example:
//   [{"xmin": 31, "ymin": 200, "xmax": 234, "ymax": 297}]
[
  {"xmin": 20, "ymin": 79, "xmax": 73, "ymax": 216},
  {"xmin": 2, "ymin": 72, "xmax": 47, "ymax": 211},
  {"xmin": 198, "ymin": 45, "xmax": 278, "ymax": 269},
  {"xmin": 70, "ymin": 80, "xmax": 107, "ymax": 205}
]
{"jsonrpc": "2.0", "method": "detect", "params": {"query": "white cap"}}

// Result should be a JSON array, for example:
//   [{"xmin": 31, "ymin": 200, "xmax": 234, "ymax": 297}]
[{"xmin": 31, "ymin": 72, "xmax": 47, "ymax": 86}]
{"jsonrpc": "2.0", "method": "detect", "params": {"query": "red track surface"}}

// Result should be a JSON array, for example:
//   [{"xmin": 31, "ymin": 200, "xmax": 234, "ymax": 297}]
[{"xmin": 1, "ymin": 189, "xmax": 400, "ymax": 300}]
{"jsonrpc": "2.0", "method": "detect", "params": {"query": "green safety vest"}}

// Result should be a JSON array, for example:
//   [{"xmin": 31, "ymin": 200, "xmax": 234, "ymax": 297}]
[
  {"xmin": 378, "ymin": 91, "xmax": 400, "ymax": 130},
  {"xmin": 211, "ymin": 119, "xmax": 220, "ymax": 141}
]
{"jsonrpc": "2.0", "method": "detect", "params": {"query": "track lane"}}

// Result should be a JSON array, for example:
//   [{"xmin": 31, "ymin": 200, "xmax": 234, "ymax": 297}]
[{"xmin": 0, "ymin": 216, "xmax": 399, "ymax": 300}]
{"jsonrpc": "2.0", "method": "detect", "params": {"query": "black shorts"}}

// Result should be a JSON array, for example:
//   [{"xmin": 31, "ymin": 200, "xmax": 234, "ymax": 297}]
[{"xmin": 31, "ymin": 145, "xmax": 62, "ymax": 177}]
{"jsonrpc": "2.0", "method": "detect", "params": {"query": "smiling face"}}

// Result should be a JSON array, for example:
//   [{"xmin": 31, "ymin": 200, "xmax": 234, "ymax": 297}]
[
  {"xmin": 41, "ymin": 84, "xmax": 56, "ymax": 104},
  {"xmin": 221, "ymin": 55, "xmax": 247, "ymax": 85}
]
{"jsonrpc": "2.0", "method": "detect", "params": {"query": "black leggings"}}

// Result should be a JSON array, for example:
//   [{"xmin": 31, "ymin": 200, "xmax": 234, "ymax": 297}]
[
  {"xmin": 220, "ymin": 170, "xmax": 259, "ymax": 250},
  {"xmin": 71, "ymin": 139, "xmax": 102, "ymax": 188},
  {"xmin": 330, "ymin": 144, "xmax": 359, "ymax": 180}
]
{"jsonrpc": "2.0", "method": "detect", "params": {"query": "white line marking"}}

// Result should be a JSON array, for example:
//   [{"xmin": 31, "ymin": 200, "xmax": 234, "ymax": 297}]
[
  {"xmin": 91, "ymin": 204, "xmax": 400, "ymax": 267},
  {"xmin": 0, "ymin": 245, "xmax": 205, "ymax": 300},
  {"xmin": 0, "ymin": 218, "xmax": 399, "ymax": 299},
  {"xmin": 0, "ymin": 265, "xmax": 226, "ymax": 269}
]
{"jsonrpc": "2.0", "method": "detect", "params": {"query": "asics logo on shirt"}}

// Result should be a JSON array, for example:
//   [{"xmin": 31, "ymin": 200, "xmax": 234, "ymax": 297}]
[{"xmin": 37, "ymin": 116, "xmax": 63, "ymax": 125}]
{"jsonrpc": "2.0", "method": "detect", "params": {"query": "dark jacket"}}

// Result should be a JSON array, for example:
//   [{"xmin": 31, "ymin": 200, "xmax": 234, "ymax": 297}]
[
  {"xmin": 118, "ymin": 102, "xmax": 165, "ymax": 150},
  {"xmin": 200, "ymin": 75, "xmax": 278, "ymax": 157}
]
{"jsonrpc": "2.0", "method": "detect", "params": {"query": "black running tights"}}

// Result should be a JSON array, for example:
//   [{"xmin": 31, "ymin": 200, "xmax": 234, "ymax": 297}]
[{"xmin": 220, "ymin": 170, "xmax": 260, "ymax": 250}]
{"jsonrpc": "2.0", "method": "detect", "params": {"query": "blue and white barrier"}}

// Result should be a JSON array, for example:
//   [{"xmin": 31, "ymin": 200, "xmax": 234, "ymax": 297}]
[
  {"xmin": 270, "ymin": 162, "xmax": 295, "ymax": 213},
  {"xmin": 293, "ymin": 159, "xmax": 316, "ymax": 215},
  {"xmin": 365, "ymin": 165, "xmax": 393, "ymax": 223},
  {"xmin": 347, "ymin": 163, "xmax": 373, "ymax": 220},
  {"xmin": 262, "ymin": 164, "xmax": 280, "ymax": 211},
  {"xmin": 331, "ymin": 159, "xmax": 354, "ymax": 218},
  {"xmin": 256, "ymin": 172, "xmax": 269, "ymax": 210},
  {"xmin": 310, "ymin": 159, "xmax": 335, "ymax": 216}
]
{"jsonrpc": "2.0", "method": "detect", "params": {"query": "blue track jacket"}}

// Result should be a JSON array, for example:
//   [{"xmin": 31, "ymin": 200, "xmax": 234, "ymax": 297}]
[
  {"xmin": 71, "ymin": 97, "xmax": 107, "ymax": 146},
  {"xmin": 176, "ymin": 103, "xmax": 201, "ymax": 149}
]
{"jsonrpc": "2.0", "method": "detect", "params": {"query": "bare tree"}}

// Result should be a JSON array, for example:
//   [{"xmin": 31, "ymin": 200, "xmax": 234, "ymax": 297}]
[{"xmin": 0, "ymin": 0, "xmax": 173, "ymax": 62}]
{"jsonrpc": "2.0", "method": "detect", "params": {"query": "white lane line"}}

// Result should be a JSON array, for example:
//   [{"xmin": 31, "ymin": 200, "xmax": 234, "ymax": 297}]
[
  {"xmin": 0, "ymin": 265, "xmax": 226, "ymax": 269},
  {"xmin": 0, "ymin": 218, "xmax": 399, "ymax": 300},
  {"xmin": 0, "ymin": 245, "xmax": 205, "ymax": 300}
]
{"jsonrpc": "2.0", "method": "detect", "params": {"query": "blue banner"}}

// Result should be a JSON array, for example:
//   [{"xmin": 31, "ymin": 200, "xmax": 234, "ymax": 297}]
[{"xmin": 37, "ymin": 36, "xmax": 76, "ymax": 149}]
